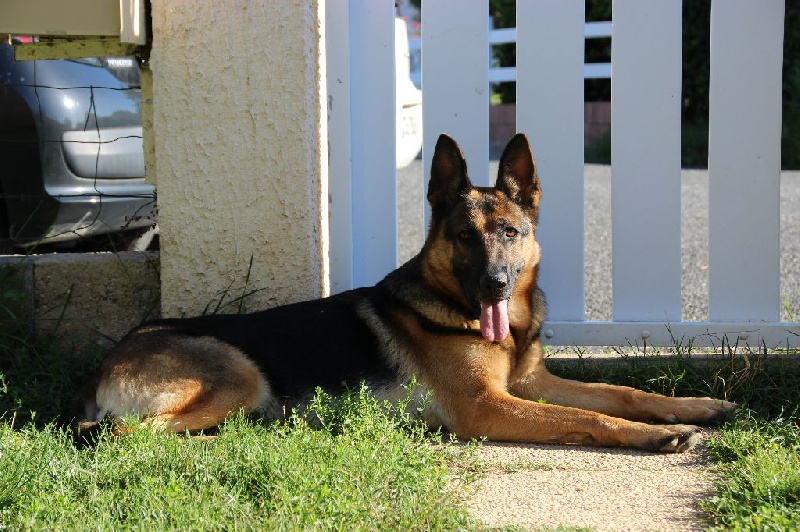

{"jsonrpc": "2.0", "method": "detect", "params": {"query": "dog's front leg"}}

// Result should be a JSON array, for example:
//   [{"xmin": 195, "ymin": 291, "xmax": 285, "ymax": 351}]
[
  {"xmin": 508, "ymin": 348, "xmax": 734, "ymax": 425},
  {"xmin": 448, "ymin": 388, "xmax": 701, "ymax": 452}
]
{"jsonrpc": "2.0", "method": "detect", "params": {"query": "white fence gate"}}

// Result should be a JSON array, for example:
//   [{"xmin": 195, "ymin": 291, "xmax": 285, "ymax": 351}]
[{"xmin": 326, "ymin": 0, "xmax": 800, "ymax": 348}]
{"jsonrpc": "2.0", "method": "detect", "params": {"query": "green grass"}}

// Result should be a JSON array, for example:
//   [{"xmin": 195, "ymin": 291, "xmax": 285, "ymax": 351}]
[
  {"xmin": 0, "ymin": 387, "xmax": 477, "ymax": 529},
  {"xmin": 1, "ymin": 268, "xmax": 477, "ymax": 529},
  {"xmin": 702, "ymin": 410, "xmax": 800, "ymax": 530}
]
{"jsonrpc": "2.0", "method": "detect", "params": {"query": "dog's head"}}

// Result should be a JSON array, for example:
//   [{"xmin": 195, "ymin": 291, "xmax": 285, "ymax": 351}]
[{"xmin": 423, "ymin": 133, "xmax": 542, "ymax": 342}]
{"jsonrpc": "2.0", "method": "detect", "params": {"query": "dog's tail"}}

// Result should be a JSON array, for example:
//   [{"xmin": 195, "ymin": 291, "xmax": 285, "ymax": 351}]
[
  {"xmin": 69, "ymin": 373, "xmax": 105, "ymax": 445},
  {"xmin": 70, "ymin": 373, "xmax": 101, "ymax": 420}
]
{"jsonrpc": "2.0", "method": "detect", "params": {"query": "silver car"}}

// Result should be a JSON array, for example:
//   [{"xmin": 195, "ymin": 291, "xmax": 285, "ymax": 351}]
[{"xmin": 0, "ymin": 42, "xmax": 155, "ymax": 252}]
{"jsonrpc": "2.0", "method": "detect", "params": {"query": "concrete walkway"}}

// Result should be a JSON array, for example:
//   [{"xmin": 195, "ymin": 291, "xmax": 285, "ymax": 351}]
[{"xmin": 465, "ymin": 436, "xmax": 715, "ymax": 531}]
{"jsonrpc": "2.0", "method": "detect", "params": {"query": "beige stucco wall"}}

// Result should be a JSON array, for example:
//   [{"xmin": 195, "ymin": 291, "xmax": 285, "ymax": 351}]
[{"xmin": 149, "ymin": 0, "xmax": 328, "ymax": 317}]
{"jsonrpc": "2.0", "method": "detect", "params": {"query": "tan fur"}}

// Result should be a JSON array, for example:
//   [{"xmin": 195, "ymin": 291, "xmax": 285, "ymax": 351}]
[{"xmin": 94, "ymin": 333, "xmax": 271, "ymax": 432}]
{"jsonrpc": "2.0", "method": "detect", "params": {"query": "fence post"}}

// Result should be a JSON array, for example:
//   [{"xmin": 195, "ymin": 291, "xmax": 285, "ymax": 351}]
[{"xmin": 326, "ymin": 0, "xmax": 353, "ymax": 294}]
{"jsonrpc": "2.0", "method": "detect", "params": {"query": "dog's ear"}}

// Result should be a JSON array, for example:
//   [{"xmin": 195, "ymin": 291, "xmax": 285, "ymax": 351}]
[
  {"xmin": 495, "ymin": 133, "xmax": 542, "ymax": 218},
  {"xmin": 428, "ymin": 134, "xmax": 472, "ymax": 216}
]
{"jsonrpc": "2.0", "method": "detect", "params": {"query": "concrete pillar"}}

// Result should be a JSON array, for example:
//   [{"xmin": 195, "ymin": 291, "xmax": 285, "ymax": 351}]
[{"xmin": 149, "ymin": 0, "xmax": 328, "ymax": 317}]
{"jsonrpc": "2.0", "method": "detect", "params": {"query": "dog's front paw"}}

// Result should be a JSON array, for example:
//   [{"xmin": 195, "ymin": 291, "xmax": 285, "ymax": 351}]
[
  {"xmin": 655, "ymin": 424, "xmax": 703, "ymax": 453},
  {"xmin": 664, "ymin": 397, "xmax": 736, "ymax": 425}
]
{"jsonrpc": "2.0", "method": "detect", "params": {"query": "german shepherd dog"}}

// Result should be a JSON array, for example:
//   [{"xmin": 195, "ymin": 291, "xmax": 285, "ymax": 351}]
[{"xmin": 78, "ymin": 134, "xmax": 733, "ymax": 452}]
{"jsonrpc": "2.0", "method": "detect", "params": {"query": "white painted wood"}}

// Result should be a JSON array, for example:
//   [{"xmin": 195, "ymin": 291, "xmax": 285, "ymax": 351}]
[
  {"xmin": 488, "ymin": 67, "xmax": 516, "ymax": 84},
  {"xmin": 0, "ymin": 0, "xmax": 119, "ymax": 36},
  {"xmin": 583, "ymin": 63, "xmax": 611, "ymax": 79},
  {"xmin": 708, "ymin": 0, "xmax": 784, "ymax": 322},
  {"xmin": 516, "ymin": 0, "xmax": 585, "ymax": 321},
  {"xmin": 422, "ymin": 0, "xmax": 490, "ymax": 227},
  {"xmin": 331, "ymin": 0, "xmax": 792, "ymax": 347},
  {"xmin": 119, "ymin": 0, "xmax": 147, "ymax": 44},
  {"xmin": 584, "ymin": 21, "xmax": 612, "ymax": 39},
  {"xmin": 489, "ymin": 27, "xmax": 516, "ymax": 45},
  {"xmin": 488, "ymin": 63, "xmax": 611, "ymax": 83},
  {"xmin": 411, "ymin": 22, "xmax": 612, "ymax": 87},
  {"xmin": 325, "ymin": 0, "xmax": 353, "ymax": 294},
  {"xmin": 611, "ymin": 0, "xmax": 682, "ymax": 322},
  {"xmin": 348, "ymin": 0, "xmax": 398, "ymax": 288},
  {"xmin": 542, "ymin": 321, "xmax": 800, "ymax": 349},
  {"xmin": 485, "ymin": 21, "xmax": 611, "ymax": 45}
]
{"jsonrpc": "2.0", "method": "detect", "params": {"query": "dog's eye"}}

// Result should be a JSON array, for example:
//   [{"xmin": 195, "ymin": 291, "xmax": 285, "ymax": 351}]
[
  {"xmin": 458, "ymin": 229, "xmax": 472, "ymax": 241},
  {"xmin": 505, "ymin": 227, "xmax": 518, "ymax": 239}
]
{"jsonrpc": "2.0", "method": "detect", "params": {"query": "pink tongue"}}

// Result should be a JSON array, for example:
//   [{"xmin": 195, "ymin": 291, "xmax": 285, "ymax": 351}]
[{"xmin": 480, "ymin": 300, "xmax": 510, "ymax": 342}]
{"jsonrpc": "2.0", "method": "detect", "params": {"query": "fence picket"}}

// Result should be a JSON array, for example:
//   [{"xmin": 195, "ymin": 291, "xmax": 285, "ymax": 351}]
[
  {"xmin": 708, "ymin": 0, "xmax": 784, "ymax": 322},
  {"xmin": 421, "ymin": 0, "xmax": 490, "ymax": 229},
  {"xmin": 348, "ymin": 0, "xmax": 398, "ymax": 288},
  {"xmin": 516, "ymin": 0, "xmax": 585, "ymax": 321},
  {"xmin": 325, "ymin": 0, "xmax": 353, "ymax": 294},
  {"xmin": 611, "ymin": 0, "xmax": 682, "ymax": 322}
]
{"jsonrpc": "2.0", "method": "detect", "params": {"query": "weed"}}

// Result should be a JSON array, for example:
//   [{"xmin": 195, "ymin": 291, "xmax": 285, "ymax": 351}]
[
  {"xmin": 785, "ymin": 294, "xmax": 798, "ymax": 323},
  {"xmin": 701, "ymin": 409, "xmax": 800, "ymax": 529},
  {"xmin": 500, "ymin": 460, "xmax": 561, "ymax": 474},
  {"xmin": 202, "ymin": 255, "xmax": 264, "ymax": 316},
  {"xmin": 0, "ymin": 262, "xmax": 130, "ymax": 426}
]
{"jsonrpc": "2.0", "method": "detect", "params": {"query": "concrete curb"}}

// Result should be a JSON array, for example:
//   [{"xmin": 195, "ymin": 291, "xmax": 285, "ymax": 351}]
[{"xmin": 0, "ymin": 251, "xmax": 160, "ymax": 348}]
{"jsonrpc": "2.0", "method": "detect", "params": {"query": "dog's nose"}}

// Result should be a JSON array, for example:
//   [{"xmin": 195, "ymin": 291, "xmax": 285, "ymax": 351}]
[{"xmin": 481, "ymin": 271, "xmax": 508, "ymax": 295}]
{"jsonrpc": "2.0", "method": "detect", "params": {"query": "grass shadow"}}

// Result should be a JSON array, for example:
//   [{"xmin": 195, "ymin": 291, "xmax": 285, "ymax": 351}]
[{"xmin": 0, "ymin": 264, "xmax": 105, "ymax": 427}]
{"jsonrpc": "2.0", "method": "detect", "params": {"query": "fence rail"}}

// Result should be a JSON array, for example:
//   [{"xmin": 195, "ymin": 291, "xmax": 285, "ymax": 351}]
[{"xmin": 409, "ymin": 20, "xmax": 612, "ymax": 86}]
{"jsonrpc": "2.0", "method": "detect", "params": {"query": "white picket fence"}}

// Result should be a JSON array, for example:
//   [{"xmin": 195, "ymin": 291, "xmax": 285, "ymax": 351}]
[{"xmin": 326, "ymin": 0, "xmax": 799, "ymax": 348}]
